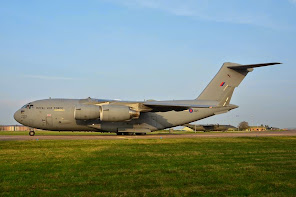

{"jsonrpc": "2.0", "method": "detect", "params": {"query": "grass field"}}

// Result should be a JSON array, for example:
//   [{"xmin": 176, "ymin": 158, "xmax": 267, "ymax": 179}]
[{"xmin": 1, "ymin": 137, "xmax": 296, "ymax": 196}]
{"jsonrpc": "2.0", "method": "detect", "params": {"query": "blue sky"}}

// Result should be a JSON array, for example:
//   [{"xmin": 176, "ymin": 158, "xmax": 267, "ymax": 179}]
[{"xmin": 1, "ymin": 0, "xmax": 296, "ymax": 128}]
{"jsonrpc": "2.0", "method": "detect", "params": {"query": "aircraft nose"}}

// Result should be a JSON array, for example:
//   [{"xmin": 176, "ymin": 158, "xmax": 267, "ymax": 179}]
[{"xmin": 14, "ymin": 110, "xmax": 21, "ymax": 123}]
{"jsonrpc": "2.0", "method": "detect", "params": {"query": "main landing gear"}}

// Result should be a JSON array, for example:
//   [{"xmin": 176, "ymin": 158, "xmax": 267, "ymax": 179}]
[
  {"xmin": 135, "ymin": 133, "xmax": 146, "ymax": 135},
  {"xmin": 29, "ymin": 130, "xmax": 35, "ymax": 136},
  {"xmin": 116, "ymin": 132, "xmax": 146, "ymax": 135},
  {"xmin": 116, "ymin": 132, "xmax": 134, "ymax": 135}
]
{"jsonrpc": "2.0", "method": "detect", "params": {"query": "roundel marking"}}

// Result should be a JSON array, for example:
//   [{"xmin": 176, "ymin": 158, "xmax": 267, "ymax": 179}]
[{"xmin": 189, "ymin": 109, "xmax": 193, "ymax": 113}]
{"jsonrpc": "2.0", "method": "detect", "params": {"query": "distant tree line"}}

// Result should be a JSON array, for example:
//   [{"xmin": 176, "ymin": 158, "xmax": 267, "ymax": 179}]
[{"xmin": 238, "ymin": 121, "xmax": 249, "ymax": 130}]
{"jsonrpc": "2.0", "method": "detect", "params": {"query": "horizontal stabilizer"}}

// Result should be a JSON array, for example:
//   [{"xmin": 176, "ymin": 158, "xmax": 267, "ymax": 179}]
[{"xmin": 228, "ymin": 62, "xmax": 281, "ymax": 70}]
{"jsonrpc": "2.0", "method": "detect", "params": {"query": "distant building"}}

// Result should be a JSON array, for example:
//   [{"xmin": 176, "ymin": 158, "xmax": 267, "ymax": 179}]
[
  {"xmin": 248, "ymin": 126, "xmax": 267, "ymax": 131},
  {"xmin": 0, "ymin": 125, "xmax": 32, "ymax": 131}
]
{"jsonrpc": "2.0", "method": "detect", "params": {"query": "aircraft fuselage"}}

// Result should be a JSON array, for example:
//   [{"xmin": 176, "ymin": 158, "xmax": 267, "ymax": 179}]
[{"xmin": 14, "ymin": 98, "xmax": 237, "ymax": 133}]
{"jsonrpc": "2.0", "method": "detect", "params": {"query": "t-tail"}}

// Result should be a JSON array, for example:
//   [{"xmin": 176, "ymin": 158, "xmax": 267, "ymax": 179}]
[{"xmin": 196, "ymin": 62, "xmax": 281, "ymax": 106}]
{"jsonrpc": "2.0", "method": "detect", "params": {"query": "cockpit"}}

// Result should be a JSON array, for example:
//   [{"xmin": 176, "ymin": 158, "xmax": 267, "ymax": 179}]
[{"xmin": 22, "ymin": 103, "xmax": 34, "ymax": 109}]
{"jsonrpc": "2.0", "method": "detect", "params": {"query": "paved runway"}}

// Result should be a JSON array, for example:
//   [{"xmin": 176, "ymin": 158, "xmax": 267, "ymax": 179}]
[{"xmin": 1, "ymin": 130, "xmax": 296, "ymax": 141}]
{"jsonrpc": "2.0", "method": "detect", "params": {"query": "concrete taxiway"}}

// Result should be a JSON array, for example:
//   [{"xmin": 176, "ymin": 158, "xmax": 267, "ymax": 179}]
[{"xmin": 0, "ymin": 130, "xmax": 296, "ymax": 141}]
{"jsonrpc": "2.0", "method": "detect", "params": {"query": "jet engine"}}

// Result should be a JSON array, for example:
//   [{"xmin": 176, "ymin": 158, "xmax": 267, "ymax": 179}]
[
  {"xmin": 74, "ymin": 104, "xmax": 101, "ymax": 120},
  {"xmin": 100, "ymin": 105, "xmax": 140, "ymax": 122}
]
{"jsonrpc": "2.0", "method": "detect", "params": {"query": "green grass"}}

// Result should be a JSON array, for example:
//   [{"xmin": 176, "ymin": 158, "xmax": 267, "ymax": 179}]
[{"xmin": 1, "ymin": 137, "xmax": 296, "ymax": 196}]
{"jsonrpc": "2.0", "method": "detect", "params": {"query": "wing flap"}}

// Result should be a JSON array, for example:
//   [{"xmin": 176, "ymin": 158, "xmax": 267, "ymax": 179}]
[{"xmin": 143, "ymin": 101, "xmax": 214, "ymax": 112}]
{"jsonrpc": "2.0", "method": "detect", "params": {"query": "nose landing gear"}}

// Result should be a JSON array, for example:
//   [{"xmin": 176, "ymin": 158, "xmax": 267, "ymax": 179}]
[{"xmin": 29, "ymin": 130, "xmax": 35, "ymax": 136}]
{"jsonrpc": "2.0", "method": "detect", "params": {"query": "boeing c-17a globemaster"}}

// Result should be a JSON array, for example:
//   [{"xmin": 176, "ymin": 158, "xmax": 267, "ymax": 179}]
[{"xmin": 14, "ymin": 62, "xmax": 281, "ymax": 136}]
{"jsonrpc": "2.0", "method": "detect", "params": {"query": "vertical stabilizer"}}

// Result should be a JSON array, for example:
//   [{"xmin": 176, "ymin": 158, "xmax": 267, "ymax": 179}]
[{"xmin": 196, "ymin": 62, "xmax": 281, "ymax": 106}]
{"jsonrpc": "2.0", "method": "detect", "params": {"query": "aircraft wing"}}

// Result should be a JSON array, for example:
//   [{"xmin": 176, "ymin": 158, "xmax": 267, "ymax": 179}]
[
  {"xmin": 82, "ymin": 98, "xmax": 215, "ymax": 112},
  {"xmin": 143, "ymin": 101, "xmax": 213, "ymax": 112}
]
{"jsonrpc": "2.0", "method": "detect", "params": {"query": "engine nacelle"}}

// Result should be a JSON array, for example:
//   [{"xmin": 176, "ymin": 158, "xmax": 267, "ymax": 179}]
[
  {"xmin": 100, "ymin": 105, "xmax": 140, "ymax": 122},
  {"xmin": 74, "ymin": 104, "xmax": 101, "ymax": 120}
]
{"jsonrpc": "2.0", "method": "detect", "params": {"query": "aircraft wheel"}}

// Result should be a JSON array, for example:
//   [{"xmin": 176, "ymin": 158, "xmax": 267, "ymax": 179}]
[
  {"xmin": 117, "ymin": 132, "xmax": 123, "ymax": 135},
  {"xmin": 29, "ymin": 131, "xmax": 35, "ymax": 136}
]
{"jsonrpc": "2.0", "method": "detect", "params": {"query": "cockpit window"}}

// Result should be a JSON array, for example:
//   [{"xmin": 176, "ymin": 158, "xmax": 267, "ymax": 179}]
[
  {"xmin": 21, "ymin": 104, "xmax": 34, "ymax": 109},
  {"xmin": 21, "ymin": 105, "xmax": 28, "ymax": 109}
]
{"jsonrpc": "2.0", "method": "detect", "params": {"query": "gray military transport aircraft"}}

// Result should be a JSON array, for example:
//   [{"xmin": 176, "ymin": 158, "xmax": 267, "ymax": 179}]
[
  {"xmin": 183, "ymin": 124, "xmax": 237, "ymax": 132},
  {"xmin": 14, "ymin": 62, "xmax": 281, "ymax": 136}
]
